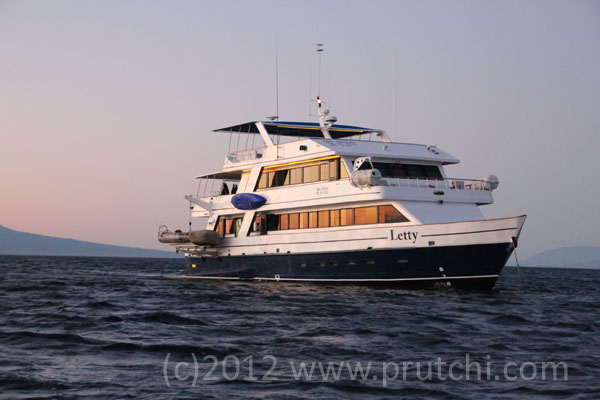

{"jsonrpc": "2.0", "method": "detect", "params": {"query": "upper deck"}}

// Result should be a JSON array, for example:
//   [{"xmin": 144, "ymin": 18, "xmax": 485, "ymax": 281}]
[
  {"xmin": 183, "ymin": 117, "xmax": 500, "ymax": 225},
  {"xmin": 215, "ymin": 120, "xmax": 460, "ymax": 172}
]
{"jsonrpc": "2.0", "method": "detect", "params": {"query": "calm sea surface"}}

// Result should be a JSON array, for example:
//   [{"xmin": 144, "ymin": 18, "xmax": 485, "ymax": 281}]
[{"xmin": 0, "ymin": 255, "xmax": 598, "ymax": 399}]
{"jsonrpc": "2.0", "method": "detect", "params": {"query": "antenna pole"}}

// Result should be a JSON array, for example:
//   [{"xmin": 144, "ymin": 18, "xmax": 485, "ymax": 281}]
[
  {"xmin": 316, "ymin": 43, "xmax": 323, "ymax": 98},
  {"xmin": 395, "ymin": 80, "xmax": 398, "ymax": 142},
  {"xmin": 275, "ymin": 40, "xmax": 279, "ymax": 121}
]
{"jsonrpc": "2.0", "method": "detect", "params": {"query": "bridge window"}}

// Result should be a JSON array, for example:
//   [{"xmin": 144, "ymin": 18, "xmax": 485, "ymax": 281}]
[{"xmin": 356, "ymin": 161, "xmax": 442, "ymax": 179}]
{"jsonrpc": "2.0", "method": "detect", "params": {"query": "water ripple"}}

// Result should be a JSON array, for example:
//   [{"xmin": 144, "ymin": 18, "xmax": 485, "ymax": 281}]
[{"xmin": 0, "ymin": 255, "xmax": 598, "ymax": 399}]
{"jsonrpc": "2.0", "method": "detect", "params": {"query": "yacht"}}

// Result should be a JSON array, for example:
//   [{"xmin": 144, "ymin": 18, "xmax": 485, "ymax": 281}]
[{"xmin": 159, "ymin": 97, "xmax": 525, "ymax": 289}]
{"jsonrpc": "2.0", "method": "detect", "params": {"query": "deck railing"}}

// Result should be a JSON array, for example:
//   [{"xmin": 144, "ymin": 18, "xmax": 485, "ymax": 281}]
[
  {"xmin": 382, "ymin": 177, "xmax": 491, "ymax": 191},
  {"xmin": 225, "ymin": 149, "xmax": 263, "ymax": 164}
]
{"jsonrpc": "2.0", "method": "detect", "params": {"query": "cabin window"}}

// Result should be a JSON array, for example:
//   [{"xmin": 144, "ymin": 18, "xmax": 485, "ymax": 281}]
[
  {"xmin": 280, "ymin": 214, "xmax": 289, "ymax": 230},
  {"xmin": 289, "ymin": 213, "xmax": 299, "ymax": 229},
  {"xmin": 258, "ymin": 173, "xmax": 267, "ymax": 189},
  {"xmin": 340, "ymin": 161, "xmax": 349, "ymax": 179},
  {"xmin": 247, "ymin": 204, "xmax": 409, "ymax": 235},
  {"xmin": 275, "ymin": 170, "xmax": 289, "ymax": 186},
  {"xmin": 320, "ymin": 163, "xmax": 329, "ymax": 182},
  {"xmin": 267, "ymin": 214, "xmax": 280, "ymax": 231},
  {"xmin": 328, "ymin": 159, "xmax": 339, "ymax": 180},
  {"xmin": 354, "ymin": 207, "xmax": 366, "ymax": 225},
  {"xmin": 318, "ymin": 210, "xmax": 329, "ymax": 228},
  {"xmin": 299, "ymin": 212, "xmax": 309, "ymax": 229},
  {"xmin": 379, "ymin": 205, "xmax": 409, "ymax": 223},
  {"xmin": 256, "ymin": 157, "xmax": 347, "ymax": 190},
  {"xmin": 290, "ymin": 168, "xmax": 303, "ymax": 185},
  {"xmin": 304, "ymin": 165, "xmax": 320, "ymax": 183},
  {"xmin": 248, "ymin": 214, "xmax": 267, "ymax": 235},
  {"xmin": 215, "ymin": 219, "xmax": 224, "ymax": 236},
  {"xmin": 330, "ymin": 209, "xmax": 340, "ymax": 227},
  {"xmin": 225, "ymin": 218, "xmax": 234, "ymax": 234},
  {"xmin": 214, "ymin": 216, "xmax": 243, "ymax": 237},
  {"xmin": 308, "ymin": 211, "xmax": 318, "ymax": 228},
  {"xmin": 353, "ymin": 206, "xmax": 377, "ymax": 225},
  {"xmin": 340, "ymin": 208, "xmax": 354, "ymax": 226}
]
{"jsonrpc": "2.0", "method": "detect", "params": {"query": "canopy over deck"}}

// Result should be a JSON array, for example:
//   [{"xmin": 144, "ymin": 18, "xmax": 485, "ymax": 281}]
[
  {"xmin": 195, "ymin": 170, "xmax": 243, "ymax": 180},
  {"xmin": 213, "ymin": 121, "xmax": 380, "ymax": 139}
]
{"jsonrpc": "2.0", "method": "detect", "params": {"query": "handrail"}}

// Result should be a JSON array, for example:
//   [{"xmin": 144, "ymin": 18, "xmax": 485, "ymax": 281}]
[{"xmin": 383, "ymin": 177, "xmax": 492, "ymax": 191}]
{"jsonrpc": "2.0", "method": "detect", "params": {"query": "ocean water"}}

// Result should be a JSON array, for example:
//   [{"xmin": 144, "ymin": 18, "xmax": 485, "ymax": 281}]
[{"xmin": 0, "ymin": 256, "xmax": 598, "ymax": 399}]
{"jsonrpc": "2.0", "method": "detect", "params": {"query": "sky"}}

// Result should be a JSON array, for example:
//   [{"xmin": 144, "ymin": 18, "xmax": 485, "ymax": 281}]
[{"xmin": 1, "ymin": 0, "xmax": 599, "ymax": 259}]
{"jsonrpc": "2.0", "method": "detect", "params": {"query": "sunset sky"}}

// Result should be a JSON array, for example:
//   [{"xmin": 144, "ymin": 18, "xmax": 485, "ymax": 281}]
[{"xmin": 1, "ymin": 0, "xmax": 599, "ymax": 258}]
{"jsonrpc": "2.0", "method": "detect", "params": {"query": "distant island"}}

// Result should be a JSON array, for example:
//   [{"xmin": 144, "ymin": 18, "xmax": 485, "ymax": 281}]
[
  {"xmin": 522, "ymin": 246, "xmax": 600, "ymax": 269},
  {"xmin": 0, "ymin": 225, "xmax": 181, "ymax": 258},
  {"xmin": 2, "ymin": 224, "xmax": 598, "ymax": 267}
]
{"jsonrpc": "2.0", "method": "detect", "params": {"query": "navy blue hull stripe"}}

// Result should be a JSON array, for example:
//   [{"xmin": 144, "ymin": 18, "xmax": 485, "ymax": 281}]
[
  {"xmin": 183, "ymin": 243, "xmax": 513, "ymax": 289},
  {"xmin": 421, "ymin": 227, "xmax": 516, "ymax": 237}
]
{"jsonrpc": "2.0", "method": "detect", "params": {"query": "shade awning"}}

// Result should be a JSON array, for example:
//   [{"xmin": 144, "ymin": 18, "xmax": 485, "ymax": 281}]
[
  {"xmin": 194, "ymin": 170, "xmax": 243, "ymax": 180},
  {"xmin": 213, "ymin": 121, "xmax": 379, "ymax": 139}
]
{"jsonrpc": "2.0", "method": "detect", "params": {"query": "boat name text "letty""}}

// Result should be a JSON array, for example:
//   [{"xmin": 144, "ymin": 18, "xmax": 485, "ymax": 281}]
[{"xmin": 390, "ymin": 230, "xmax": 419, "ymax": 243}]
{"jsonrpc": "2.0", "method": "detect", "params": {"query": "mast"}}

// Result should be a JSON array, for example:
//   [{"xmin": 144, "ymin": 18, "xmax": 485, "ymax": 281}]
[{"xmin": 315, "ymin": 44, "xmax": 335, "ymax": 139}]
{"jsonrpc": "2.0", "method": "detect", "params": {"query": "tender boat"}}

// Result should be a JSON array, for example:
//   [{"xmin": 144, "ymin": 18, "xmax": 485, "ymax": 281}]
[{"xmin": 159, "ymin": 96, "xmax": 525, "ymax": 289}]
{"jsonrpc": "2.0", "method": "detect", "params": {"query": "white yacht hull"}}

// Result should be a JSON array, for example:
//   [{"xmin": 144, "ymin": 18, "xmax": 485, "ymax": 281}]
[{"xmin": 182, "ymin": 215, "xmax": 525, "ymax": 290}]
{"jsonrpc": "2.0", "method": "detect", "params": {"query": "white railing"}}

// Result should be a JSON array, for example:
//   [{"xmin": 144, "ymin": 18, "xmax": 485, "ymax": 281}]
[
  {"xmin": 195, "ymin": 177, "xmax": 238, "ymax": 198},
  {"xmin": 383, "ymin": 177, "xmax": 491, "ymax": 191},
  {"xmin": 225, "ymin": 149, "xmax": 263, "ymax": 164}
]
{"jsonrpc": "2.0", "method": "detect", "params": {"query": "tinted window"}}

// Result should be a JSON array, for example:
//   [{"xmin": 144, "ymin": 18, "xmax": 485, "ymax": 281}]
[
  {"xmin": 424, "ymin": 165, "xmax": 442, "ymax": 179},
  {"xmin": 354, "ymin": 207, "xmax": 366, "ymax": 225},
  {"xmin": 320, "ymin": 163, "xmax": 329, "ymax": 182},
  {"xmin": 290, "ymin": 168, "xmax": 303, "ymax": 185},
  {"xmin": 330, "ymin": 209, "xmax": 340, "ymax": 227},
  {"xmin": 308, "ymin": 211, "xmax": 318, "ymax": 228},
  {"xmin": 406, "ymin": 165, "xmax": 425, "ymax": 179},
  {"xmin": 365, "ymin": 206, "xmax": 378, "ymax": 224},
  {"xmin": 304, "ymin": 165, "xmax": 320, "ymax": 183},
  {"xmin": 266, "ymin": 214, "xmax": 279, "ymax": 231},
  {"xmin": 329, "ymin": 159, "xmax": 339, "ymax": 180},
  {"xmin": 289, "ymin": 213, "xmax": 299, "ymax": 229},
  {"xmin": 299, "ymin": 212, "xmax": 308, "ymax": 229},
  {"xmin": 280, "ymin": 214, "xmax": 289, "ymax": 230},
  {"xmin": 379, "ymin": 205, "xmax": 409, "ymax": 223},
  {"xmin": 341, "ymin": 209, "xmax": 354, "ymax": 226},
  {"xmin": 318, "ymin": 210, "xmax": 329, "ymax": 228}
]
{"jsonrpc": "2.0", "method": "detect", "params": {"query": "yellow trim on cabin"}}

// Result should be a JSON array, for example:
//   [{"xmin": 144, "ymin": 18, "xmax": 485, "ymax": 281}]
[{"xmin": 263, "ymin": 155, "xmax": 341, "ymax": 171}]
